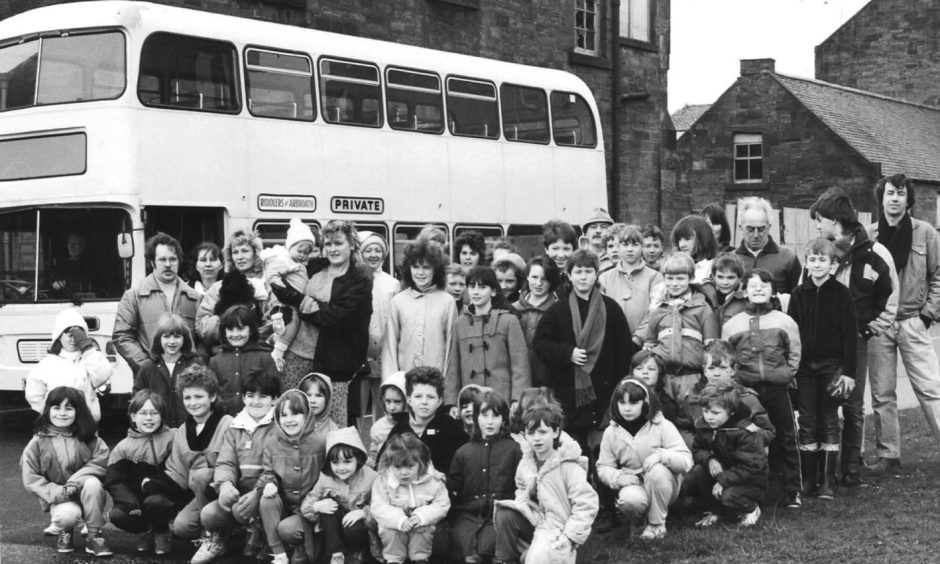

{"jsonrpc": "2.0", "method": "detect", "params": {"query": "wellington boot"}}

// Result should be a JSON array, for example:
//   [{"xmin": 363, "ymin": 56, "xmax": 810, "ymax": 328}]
[
  {"xmin": 817, "ymin": 451, "xmax": 837, "ymax": 500},
  {"xmin": 799, "ymin": 450, "xmax": 818, "ymax": 497}
]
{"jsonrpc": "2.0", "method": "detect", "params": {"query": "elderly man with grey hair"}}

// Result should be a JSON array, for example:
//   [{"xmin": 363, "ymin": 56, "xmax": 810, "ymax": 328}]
[{"xmin": 733, "ymin": 197, "xmax": 802, "ymax": 296}]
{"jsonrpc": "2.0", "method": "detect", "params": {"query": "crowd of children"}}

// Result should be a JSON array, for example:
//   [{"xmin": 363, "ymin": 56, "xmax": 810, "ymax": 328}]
[{"xmin": 23, "ymin": 201, "xmax": 899, "ymax": 562}]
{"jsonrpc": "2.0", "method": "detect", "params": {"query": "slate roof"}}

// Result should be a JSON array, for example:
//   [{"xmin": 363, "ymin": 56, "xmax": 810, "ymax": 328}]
[
  {"xmin": 671, "ymin": 104, "xmax": 711, "ymax": 136},
  {"xmin": 771, "ymin": 73, "xmax": 940, "ymax": 182}
]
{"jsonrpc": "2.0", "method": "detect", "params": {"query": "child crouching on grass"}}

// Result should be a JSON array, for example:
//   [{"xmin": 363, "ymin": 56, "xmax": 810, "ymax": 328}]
[
  {"xmin": 302, "ymin": 427, "xmax": 379, "ymax": 564},
  {"xmin": 596, "ymin": 379, "xmax": 692, "ymax": 541},
  {"xmin": 372, "ymin": 433, "xmax": 450, "ymax": 564},
  {"xmin": 687, "ymin": 383, "xmax": 767, "ymax": 528},
  {"xmin": 22, "ymin": 387, "xmax": 111, "ymax": 556},
  {"xmin": 494, "ymin": 403, "xmax": 598, "ymax": 564}
]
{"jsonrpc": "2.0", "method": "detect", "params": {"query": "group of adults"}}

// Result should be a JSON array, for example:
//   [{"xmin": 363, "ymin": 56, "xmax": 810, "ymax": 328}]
[{"xmin": 111, "ymin": 220, "xmax": 374, "ymax": 426}]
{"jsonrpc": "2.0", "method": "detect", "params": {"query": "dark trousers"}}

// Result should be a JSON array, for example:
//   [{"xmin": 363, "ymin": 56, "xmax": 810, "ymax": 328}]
[
  {"xmin": 109, "ymin": 494, "xmax": 176, "ymax": 534},
  {"xmin": 841, "ymin": 336, "xmax": 869, "ymax": 474},
  {"xmin": 796, "ymin": 359, "xmax": 843, "ymax": 448},
  {"xmin": 319, "ymin": 510, "xmax": 369, "ymax": 556},
  {"xmin": 683, "ymin": 465, "xmax": 763, "ymax": 514},
  {"xmin": 750, "ymin": 382, "xmax": 801, "ymax": 493},
  {"xmin": 493, "ymin": 506, "xmax": 534, "ymax": 562}
]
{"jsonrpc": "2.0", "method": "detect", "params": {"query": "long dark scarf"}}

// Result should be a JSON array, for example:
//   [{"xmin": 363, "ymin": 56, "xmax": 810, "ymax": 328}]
[
  {"xmin": 185, "ymin": 408, "xmax": 225, "ymax": 451},
  {"xmin": 568, "ymin": 289, "xmax": 606, "ymax": 407},
  {"xmin": 877, "ymin": 213, "xmax": 913, "ymax": 272}
]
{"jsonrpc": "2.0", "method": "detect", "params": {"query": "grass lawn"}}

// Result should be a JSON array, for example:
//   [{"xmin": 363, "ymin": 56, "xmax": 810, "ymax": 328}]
[{"xmin": 578, "ymin": 409, "xmax": 940, "ymax": 563}]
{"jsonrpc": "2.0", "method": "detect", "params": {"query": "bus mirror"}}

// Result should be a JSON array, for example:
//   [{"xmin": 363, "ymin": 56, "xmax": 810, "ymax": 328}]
[{"xmin": 117, "ymin": 232, "xmax": 134, "ymax": 259}]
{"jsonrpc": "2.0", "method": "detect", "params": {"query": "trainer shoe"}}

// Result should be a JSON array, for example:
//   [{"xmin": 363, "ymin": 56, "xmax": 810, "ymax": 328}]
[
  {"xmin": 136, "ymin": 531, "xmax": 154, "ymax": 553},
  {"xmin": 695, "ymin": 512, "xmax": 720, "ymax": 528},
  {"xmin": 190, "ymin": 531, "xmax": 226, "ymax": 564},
  {"xmin": 330, "ymin": 552, "xmax": 346, "ymax": 564},
  {"xmin": 739, "ymin": 506, "xmax": 761, "ymax": 527},
  {"xmin": 56, "ymin": 529, "xmax": 75, "ymax": 553},
  {"xmin": 639, "ymin": 523, "xmax": 666, "ymax": 540},
  {"xmin": 866, "ymin": 457, "xmax": 901, "ymax": 474},
  {"xmin": 44, "ymin": 522, "xmax": 63, "ymax": 536},
  {"xmin": 784, "ymin": 492, "xmax": 802, "ymax": 509},
  {"xmin": 154, "ymin": 531, "xmax": 172, "ymax": 555},
  {"xmin": 85, "ymin": 533, "xmax": 114, "ymax": 557},
  {"xmin": 271, "ymin": 553, "xmax": 289, "ymax": 564}
]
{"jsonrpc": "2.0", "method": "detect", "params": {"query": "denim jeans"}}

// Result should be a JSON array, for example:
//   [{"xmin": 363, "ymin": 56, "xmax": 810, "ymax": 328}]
[
  {"xmin": 868, "ymin": 317, "xmax": 940, "ymax": 459},
  {"xmin": 796, "ymin": 359, "xmax": 843, "ymax": 449}
]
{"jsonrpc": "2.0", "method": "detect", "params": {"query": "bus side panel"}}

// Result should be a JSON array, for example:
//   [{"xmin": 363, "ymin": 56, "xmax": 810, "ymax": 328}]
[
  {"xmin": 552, "ymin": 148, "xmax": 607, "ymax": 223},
  {"xmin": 384, "ymin": 132, "xmax": 450, "ymax": 223},
  {"xmin": 502, "ymin": 143, "xmax": 559, "ymax": 224},
  {"xmin": 447, "ymin": 138, "xmax": 504, "ymax": 225}
]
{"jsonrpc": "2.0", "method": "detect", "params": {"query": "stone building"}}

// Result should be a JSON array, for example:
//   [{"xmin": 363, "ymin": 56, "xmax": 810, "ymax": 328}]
[
  {"xmin": 815, "ymin": 0, "xmax": 940, "ymax": 108},
  {"xmin": 676, "ymin": 59, "xmax": 940, "ymax": 243},
  {"xmin": 0, "ymin": 0, "xmax": 676, "ymax": 226}
]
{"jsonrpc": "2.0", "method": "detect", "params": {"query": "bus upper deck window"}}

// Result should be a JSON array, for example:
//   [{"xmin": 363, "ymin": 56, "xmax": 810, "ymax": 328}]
[
  {"xmin": 245, "ymin": 48, "xmax": 315, "ymax": 121},
  {"xmin": 319, "ymin": 58, "xmax": 382, "ymax": 128},
  {"xmin": 138, "ymin": 33, "xmax": 239, "ymax": 114},
  {"xmin": 446, "ymin": 77, "xmax": 499, "ymax": 139},
  {"xmin": 0, "ymin": 31, "xmax": 125, "ymax": 112},
  {"xmin": 551, "ymin": 91, "xmax": 597, "ymax": 148},
  {"xmin": 386, "ymin": 68, "xmax": 443, "ymax": 134},
  {"xmin": 500, "ymin": 84, "xmax": 549, "ymax": 144}
]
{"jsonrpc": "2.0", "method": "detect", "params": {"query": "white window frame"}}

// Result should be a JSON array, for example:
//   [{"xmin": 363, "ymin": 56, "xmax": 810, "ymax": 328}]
[
  {"xmin": 619, "ymin": 0, "xmax": 651, "ymax": 42},
  {"xmin": 574, "ymin": 0, "xmax": 600, "ymax": 56},
  {"xmin": 733, "ymin": 133, "xmax": 763, "ymax": 184}
]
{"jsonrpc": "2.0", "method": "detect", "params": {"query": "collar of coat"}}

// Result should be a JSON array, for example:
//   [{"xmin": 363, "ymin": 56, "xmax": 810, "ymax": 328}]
[
  {"xmin": 654, "ymin": 288, "xmax": 708, "ymax": 310},
  {"xmin": 231, "ymin": 407, "xmax": 274, "ymax": 431},
  {"xmin": 520, "ymin": 434, "xmax": 584, "ymax": 479},
  {"xmin": 735, "ymin": 236, "xmax": 781, "ymax": 258},
  {"xmin": 137, "ymin": 273, "xmax": 202, "ymax": 300}
]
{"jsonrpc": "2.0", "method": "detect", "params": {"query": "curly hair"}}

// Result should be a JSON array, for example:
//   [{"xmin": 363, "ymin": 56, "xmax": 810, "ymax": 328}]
[
  {"xmin": 223, "ymin": 229, "xmax": 264, "ymax": 276},
  {"xmin": 401, "ymin": 238, "xmax": 447, "ymax": 290},
  {"xmin": 176, "ymin": 364, "xmax": 220, "ymax": 399},
  {"xmin": 453, "ymin": 230, "xmax": 486, "ymax": 265}
]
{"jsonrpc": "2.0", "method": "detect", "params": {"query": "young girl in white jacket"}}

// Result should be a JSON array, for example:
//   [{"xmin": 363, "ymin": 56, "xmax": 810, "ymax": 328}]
[
  {"xmin": 25, "ymin": 307, "xmax": 113, "ymax": 422},
  {"xmin": 596, "ymin": 378, "xmax": 692, "ymax": 541}
]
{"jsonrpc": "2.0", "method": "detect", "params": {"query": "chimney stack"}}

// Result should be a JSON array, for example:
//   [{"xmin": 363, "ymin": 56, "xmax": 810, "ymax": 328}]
[{"xmin": 740, "ymin": 58, "xmax": 776, "ymax": 76}]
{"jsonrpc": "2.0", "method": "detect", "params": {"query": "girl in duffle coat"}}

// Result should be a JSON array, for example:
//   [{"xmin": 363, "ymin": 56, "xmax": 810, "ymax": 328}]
[
  {"xmin": 104, "ymin": 390, "xmax": 176, "ymax": 554},
  {"xmin": 301, "ymin": 426, "xmax": 380, "ymax": 564},
  {"xmin": 448, "ymin": 390, "xmax": 522, "ymax": 564},
  {"xmin": 445, "ymin": 266, "xmax": 530, "ymax": 408},
  {"xmin": 596, "ymin": 379, "xmax": 692, "ymax": 541},
  {"xmin": 21, "ymin": 387, "xmax": 111, "ymax": 556}
]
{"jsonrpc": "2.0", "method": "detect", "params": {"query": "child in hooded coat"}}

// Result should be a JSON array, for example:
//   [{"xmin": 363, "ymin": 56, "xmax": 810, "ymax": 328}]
[
  {"xmin": 258, "ymin": 382, "xmax": 334, "ymax": 563},
  {"xmin": 25, "ymin": 308, "xmax": 112, "ymax": 421},
  {"xmin": 369, "ymin": 372, "xmax": 407, "ymax": 467},
  {"xmin": 301, "ymin": 426, "xmax": 380, "ymax": 564},
  {"xmin": 494, "ymin": 403, "xmax": 598, "ymax": 564}
]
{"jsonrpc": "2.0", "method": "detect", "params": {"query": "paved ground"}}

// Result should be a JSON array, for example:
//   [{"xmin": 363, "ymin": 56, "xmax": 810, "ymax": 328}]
[{"xmin": 1, "ymin": 328, "xmax": 937, "ymax": 562}]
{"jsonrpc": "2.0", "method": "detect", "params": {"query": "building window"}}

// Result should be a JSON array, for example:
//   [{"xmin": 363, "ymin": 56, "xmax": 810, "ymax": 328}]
[
  {"xmin": 733, "ymin": 133, "xmax": 763, "ymax": 183},
  {"xmin": 619, "ymin": 0, "xmax": 651, "ymax": 42},
  {"xmin": 574, "ymin": 0, "xmax": 599, "ymax": 55}
]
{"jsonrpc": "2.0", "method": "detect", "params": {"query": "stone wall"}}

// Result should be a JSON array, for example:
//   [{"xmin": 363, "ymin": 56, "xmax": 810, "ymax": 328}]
[
  {"xmin": 815, "ymin": 0, "xmax": 940, "ymax": 107},
  {"xmin": 676, "ymin": 71, "xmax": 881, "ymax": 233}
]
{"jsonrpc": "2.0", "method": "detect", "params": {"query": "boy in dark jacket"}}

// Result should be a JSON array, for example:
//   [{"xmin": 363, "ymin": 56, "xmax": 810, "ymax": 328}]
[
  {"xmin": 687, "ymin": 383, "xmax": 767, "ymax": 528},
  {"xmin": 787, "ymin": 239, "xmax": 857, "ymax": 500}
]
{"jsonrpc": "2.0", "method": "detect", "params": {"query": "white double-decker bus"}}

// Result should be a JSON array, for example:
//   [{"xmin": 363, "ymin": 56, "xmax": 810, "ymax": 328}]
[{"xmin": 0, "ymin": 1, "xmax": 607, "ymax": 403}]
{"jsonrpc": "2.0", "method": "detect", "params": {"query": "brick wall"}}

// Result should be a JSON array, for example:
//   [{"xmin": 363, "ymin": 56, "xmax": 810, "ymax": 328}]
[
  {"xmin": 1, "ymin": 0, "xmax": 672, "ymax": 226},
  {"xmin": 815, "ymin": 0, "xmax": 940, "ymax": 107},
  {"xmin": 676, "ymin": 71, "xmax": 881, "ymax": 232}
]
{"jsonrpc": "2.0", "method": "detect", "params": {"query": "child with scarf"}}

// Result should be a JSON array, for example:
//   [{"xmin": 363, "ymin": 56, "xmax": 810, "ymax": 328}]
[
  {"xmin": 445, "ymin": 266, "xmax": 530, "ymax": 410},
  {"xmin": 532, "ymin": 250, "xmax": 631, "ymax": 533}
]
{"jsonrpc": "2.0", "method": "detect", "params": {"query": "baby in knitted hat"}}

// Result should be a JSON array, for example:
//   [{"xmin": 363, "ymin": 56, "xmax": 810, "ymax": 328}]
[{"xmin": 261, "ymin": 218, "xmax": 317, "ymax": 369}]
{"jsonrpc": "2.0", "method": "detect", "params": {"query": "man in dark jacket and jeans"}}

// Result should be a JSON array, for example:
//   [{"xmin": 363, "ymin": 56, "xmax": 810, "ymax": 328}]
[
  {"xmin": 867, "ymin": 174, "xmax": 940, "ymax": 473},
  {"xmin": 810, "ymin": 188, "xmax": 898, "ymax": 486}
]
